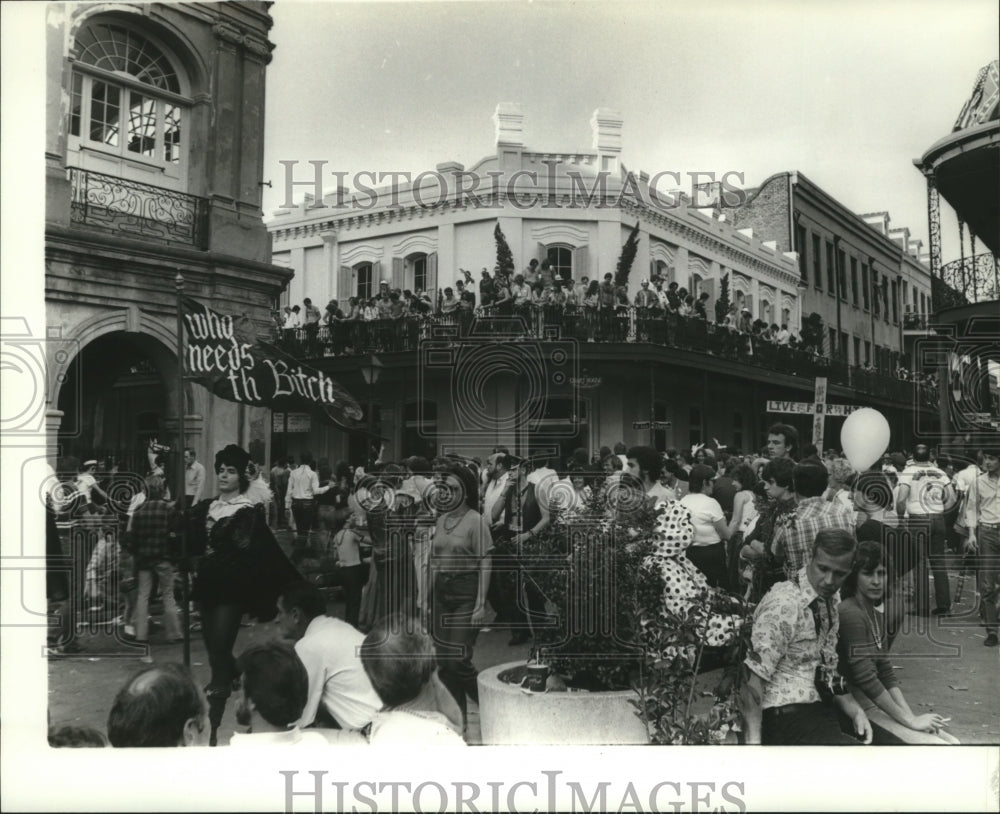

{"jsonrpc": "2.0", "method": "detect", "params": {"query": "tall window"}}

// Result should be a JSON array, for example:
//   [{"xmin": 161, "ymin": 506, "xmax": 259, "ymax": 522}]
[
  {"xmin": 861, "ymin": 263, "xmax": 870, "ymax": 310},
  {"xmin": 546, "ymin": 245, "xmax": 573, "ymax": 282},
  {"xmin": 828, "ymin": 328, "xmax": 837, "ymax": 358},
  {"xmin": 864, "ymin": 340, "xmax": 871, "ymax": 365},
  {"xmin": 411, "ymin": 254, "xmax": 427, "ymax": 292},
  {"xmin": 853, "ymin": 337, "xmax": 861, "ymax": 366},
  {"xmin": 795, "ymin": 224, "xmax": 808, "ymax": 283},
  {"xmin": 68, "ymin": 22, "xmax": 187, "ymax": 176},
  {"xmin": 733, "ymin": 411, "xmax": 744, "ymax": 451},
  {"xmin": 826, "ymin": 242, "xmax": 836, "ymax": 294},
  {"xmin": 812, "ymin": 234, "xmax": 822, "ymax": 289},
  {"xmin": 850, "ymin": 258, "xmax": 859, "ymax": 306},
  {"xmin": 837, "ymin": 249, "xmax": 847, "ymax": 301},
  {"xmin": 891, "ymin": 280, "xmax": 899, "ymax": 323},
  {"xmin": 356, "ymin": 263, "xmax": 373, "ymax": 300}
]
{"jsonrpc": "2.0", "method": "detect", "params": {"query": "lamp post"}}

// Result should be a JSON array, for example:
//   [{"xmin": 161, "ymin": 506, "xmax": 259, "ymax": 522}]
[
  {"xmin": 175, "ymin": 271, "xmax": 190, "ymax": 667},
  {"xmin": 360, "ymin": 354, "xmax": 383, "ymax": 467}
]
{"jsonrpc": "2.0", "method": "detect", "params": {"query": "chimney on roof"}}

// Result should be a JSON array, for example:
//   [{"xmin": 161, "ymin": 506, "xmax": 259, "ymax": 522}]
[
  {"xmin": 591, "ymin": 108, "xmax": 623, "ymax": 174},
  {"xmin": 494, "ymin": 103, "xmax": 524, "ymax": 148}
]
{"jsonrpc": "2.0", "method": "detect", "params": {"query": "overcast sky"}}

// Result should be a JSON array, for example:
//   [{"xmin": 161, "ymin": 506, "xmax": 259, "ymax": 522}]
[{"xmin": 262, "ymin": 0, "xmax": 997, "ymax": 263}]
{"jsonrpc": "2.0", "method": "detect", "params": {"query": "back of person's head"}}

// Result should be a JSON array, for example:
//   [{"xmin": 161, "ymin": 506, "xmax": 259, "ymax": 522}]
[
  {"xmin": 48, "ymin": 725, "xmax": 107, "ymax": 748},
  {"xmin": 279, "ymin": 580, "xmax": 327, "ymax": 624},
  {"xmin": 626, "ymin": 446, "xmax": 662, "ymax": 481},
  {"xmin": 913, "ymin": 444, "xmax": 931, "ymax": 463},
  {"xmin": 402, "ymin": 456, "xmax": 431, "ymax": 476},
  {"xmin": 299, "ymin": 452, "xmax": 314, "ymax": 469},
  {"xmin": 729, "ymin": 462, "xmax": 758, "ymax": 491},
  {"xmin": 812, "ymin": 527, "xmax": 857, "ymax": 559},
  {"xmin": 236, "ymin": 641, "xmax": 309, "ymax": 728},
  {"xmin": 687, "ymin": 464, "xmax": 717, "ymax": 494},
  {"xmin": 599, "ymin": 445, "xmax": 613, "ymax": 459},
  {"xmin": 793, "ymin": 462, "xmax": 829, "ymax": 497},
  {"xmin": 761, "ymin": 457, "xmax": 796, "ymax": 490},
  {"xmin": 360, "ymin": 615, "xmax": 436, "ymax": 708},
  {"xmin": 849, "ymin": 471, "xmax": 893, "ymax": 511},
  {"xmin": 107, "ymin": 663, "xmax": 206, "ymax": 747},
  {"xmin": 840, "ymin": 539, "xmax": 882, "ymax": 598},
  {"xmin": 827, "ymin": 458, "xmax": 855, "ymax": 485},
  {"xmin": 613, "ymin": 442, "xmax": 627, "ymax": 455},
  {"xmin": 801, "ymin": 443, "xmax": 819, "ymax": 459},
  {"xmin": 144, "ymin": 474, "xmax": 167, "ymax": 501},
  {"xmin": 663, "ymin": 458, "xmax": 688, "ymax": 481}
]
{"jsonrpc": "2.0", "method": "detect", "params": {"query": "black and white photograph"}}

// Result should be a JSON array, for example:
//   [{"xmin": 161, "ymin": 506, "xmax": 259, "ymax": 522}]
[{"xmin": 1, "ymin": 0, "xmax": 998, "ymax": 810}]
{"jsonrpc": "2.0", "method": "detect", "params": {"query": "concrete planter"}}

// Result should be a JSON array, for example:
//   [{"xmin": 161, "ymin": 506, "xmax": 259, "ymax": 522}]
[{"xmin": 477, "ymin": 662, "xmax": 649, "ymax": 745}]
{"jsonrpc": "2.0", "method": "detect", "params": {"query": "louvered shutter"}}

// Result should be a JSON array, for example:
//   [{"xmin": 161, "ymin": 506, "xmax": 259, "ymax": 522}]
[
  {"xmin": 338, "ymin": 265, "xmax": 353, "ymax": 300},
  {"xmin": 574, "ymin": 246, "xmax": 589, "ymax": 281},
  {"xmin": 392, "ymin": 257, "xmax": 404, "ymax": 290}
]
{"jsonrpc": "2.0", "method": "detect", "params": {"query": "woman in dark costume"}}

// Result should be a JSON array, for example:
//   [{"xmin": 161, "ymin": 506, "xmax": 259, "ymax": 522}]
[{"xmin": 188, "ymin": 444, "xmax": 300, "ymax": 745}]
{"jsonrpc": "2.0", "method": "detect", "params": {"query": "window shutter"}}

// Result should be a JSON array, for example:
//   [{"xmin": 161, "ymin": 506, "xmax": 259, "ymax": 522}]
[
  {"xmin": 574, "ymin": 246, "xmax": 589, "ymax": 281},
  {"xmin": 338, "ymin": 265, "xmax": 353, "ymax": 300},
  {"xmin": 427, "ymin": 252, "xmax": 438, "ymax": 295},
  {"xmin": 392, "ymin": 257, "xmax": 404, "ymax": 290},
  {"xmin": 373, "ymin": 260, "xmax": 383, "ymax": 286},
  {"xmin": 538, "ymin": 242, "xmax": 547, "ymax": 263}
]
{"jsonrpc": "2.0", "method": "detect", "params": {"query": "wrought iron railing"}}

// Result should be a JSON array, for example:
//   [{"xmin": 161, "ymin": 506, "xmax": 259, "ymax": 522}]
[
  {"xmin": 939, "ymin": 252, "xmax": 999, "ymax": 306},
  {"xmin": 68, "ymin": 167, "xmax": 209, "ymax": 249},
  {"xmin": 275, "ymin": 307, "xmax": 936, "ymax": 406},
  {"xmin": 903, "ymin": 312, "xmax": 932, "ymax": 330}
]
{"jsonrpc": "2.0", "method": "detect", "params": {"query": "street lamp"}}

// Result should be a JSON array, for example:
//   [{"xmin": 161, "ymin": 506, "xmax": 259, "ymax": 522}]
[{"xmin": 360, "ymin": 354, "xmax": 383, "ymax": 467}]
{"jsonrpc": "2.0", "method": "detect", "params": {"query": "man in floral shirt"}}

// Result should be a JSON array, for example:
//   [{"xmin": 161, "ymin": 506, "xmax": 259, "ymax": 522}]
[{"xmin": 741, "ymin": 528, "xmax": 872, "ymax": 745}]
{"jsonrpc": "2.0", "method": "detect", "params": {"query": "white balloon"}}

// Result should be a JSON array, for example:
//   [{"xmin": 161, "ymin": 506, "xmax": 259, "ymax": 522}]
[{"xmin": 840, "ymin": 408, "xmax": 891, "ymax": 471}]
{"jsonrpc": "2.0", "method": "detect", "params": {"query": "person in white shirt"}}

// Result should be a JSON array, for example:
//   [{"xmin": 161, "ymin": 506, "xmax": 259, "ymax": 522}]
[
  {"xmin": 896, "ymin": 444, "xmax": 955, "ymax": 615},
  {"xmin": 360, "ymin": 615, "xmax": 466, "ymax": 744},
  {"xmin": 679, "ymin": 464, "xmax": 732, "ymax": 588},
  {"xmin": 75, "ymin": 459, "xmax": 108, "ymax": 507},
  {"xmin": 275, "ymin": 581, "xmax": 381, "ymax": 731},
  {"xmin": 184, "ymin": 447, "xmax": 206, "ymax": 509},
  {"xmin": 964, "ymin": 448, "xmax": 1000, "ymax": 647},
  {"xmin": 230, "ymin": 641, "xmax": 365, "ymax": 747},
  {"xmin": 285, "ymin": 453, "xmax": 332, "ymax": 556}
]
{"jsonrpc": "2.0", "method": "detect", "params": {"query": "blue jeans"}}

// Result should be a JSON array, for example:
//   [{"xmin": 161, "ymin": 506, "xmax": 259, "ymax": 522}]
[{"xmin": 976, "ymin": 524, "xmax": 1000, "ymax": 636}]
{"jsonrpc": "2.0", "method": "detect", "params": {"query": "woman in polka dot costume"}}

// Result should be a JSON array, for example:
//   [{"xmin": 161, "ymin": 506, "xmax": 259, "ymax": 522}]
[{"xmin": 642, "ymin": 498, "xmax": 742, "ymax": 652}]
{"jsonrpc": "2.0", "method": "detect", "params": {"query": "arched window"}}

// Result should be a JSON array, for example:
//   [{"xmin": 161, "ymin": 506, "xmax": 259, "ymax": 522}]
[
  {"xmin": 68, "ymin": 20, "xmax": 189, "ymax": 185},
  {"xmin": 546, "ymin": 245, "xmax": 573, "ymax": 282},
  {"xmin": 760, "ymin": 300, "xmax": 772, "ymax": 324},
  {"xmin": 355, "ymin": 262, "xmax": 374, "ymax": 301}
]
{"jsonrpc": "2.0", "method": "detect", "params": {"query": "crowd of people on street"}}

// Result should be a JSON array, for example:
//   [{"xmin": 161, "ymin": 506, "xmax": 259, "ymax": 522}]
[{"xmin": 46, "ymin": 424, "xmax": 998, "ymax": 747}]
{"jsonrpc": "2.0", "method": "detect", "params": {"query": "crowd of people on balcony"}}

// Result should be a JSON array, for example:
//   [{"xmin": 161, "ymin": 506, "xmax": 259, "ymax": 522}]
[{"xmin": 271, "ymin": 260, "xmax": 937, "ymax": 404}]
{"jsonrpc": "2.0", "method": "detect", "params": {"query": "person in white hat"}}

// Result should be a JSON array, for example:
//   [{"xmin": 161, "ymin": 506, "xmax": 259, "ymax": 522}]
[{"xmin": 75, "ymin": 459, "xmax": 109, "ymax": 507}]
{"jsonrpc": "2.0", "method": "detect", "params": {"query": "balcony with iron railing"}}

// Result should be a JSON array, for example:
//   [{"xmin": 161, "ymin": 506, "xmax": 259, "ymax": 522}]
[
  {"xmin": 68, "ymin": 167, "xmax": 209, "ymax": 249},
  {"xmin": 275, "ymin": 307, "xmax": 937, "ymax": 407},
  {"xmin": 937, "ymin": 252, "xmax": 999, "ymax": 307}
]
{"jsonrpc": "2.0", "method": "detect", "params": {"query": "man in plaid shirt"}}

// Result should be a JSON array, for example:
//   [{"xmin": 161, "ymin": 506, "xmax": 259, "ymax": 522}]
[
  {"xmin": 773, "ymin": 462, "xmax": 856, "ymax": 579},
  {"xmin": 126, "ymin": 476, "xmax": 182, "ymax": 645}
]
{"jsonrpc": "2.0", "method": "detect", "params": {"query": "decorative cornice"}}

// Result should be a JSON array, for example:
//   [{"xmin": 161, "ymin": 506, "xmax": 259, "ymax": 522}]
[
  {"xmin": 242, "ymin": 35, "xmax": 274, "ymax": 63},
  {"xmin": 212, "ymin": 23, "xmax": 243, "ymax": 45}
]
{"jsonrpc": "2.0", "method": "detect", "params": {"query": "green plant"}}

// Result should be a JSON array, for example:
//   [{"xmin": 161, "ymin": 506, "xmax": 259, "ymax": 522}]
[
  {"xmin": 494, "ymin": 222, "xmax": 515, "ymax": 276},
  {"xmin": 614, "ymin": 222, "xmax": 641, "ymax": 289},
  {"xmin": 714, "ymin": 273, "xmax": 731, "ymax": 323}
]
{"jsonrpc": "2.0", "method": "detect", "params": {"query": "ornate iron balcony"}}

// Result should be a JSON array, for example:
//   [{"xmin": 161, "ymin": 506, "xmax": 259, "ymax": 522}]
[
  {"xmin": 273, "ymin": 307, "xmax": 934, "ymax": 407},
  {"xmin": 939, "ymin": 252, "xmax": 999, "ymax": 305},
  {"xmin": 68, "ymin": 167, "xmax": 208, "ymax": 249}
]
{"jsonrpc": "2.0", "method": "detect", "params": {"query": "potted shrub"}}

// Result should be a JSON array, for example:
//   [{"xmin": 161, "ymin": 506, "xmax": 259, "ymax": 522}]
[{"xmin": 476, "ymin": 485, "xmax": 751, "ymax": 745}]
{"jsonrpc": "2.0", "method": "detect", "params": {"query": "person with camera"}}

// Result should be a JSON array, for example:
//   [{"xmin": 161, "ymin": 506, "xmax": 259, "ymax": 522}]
[{"xmin": 741, "ymin": 528, "xmax": 873, "ymax": 745}]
